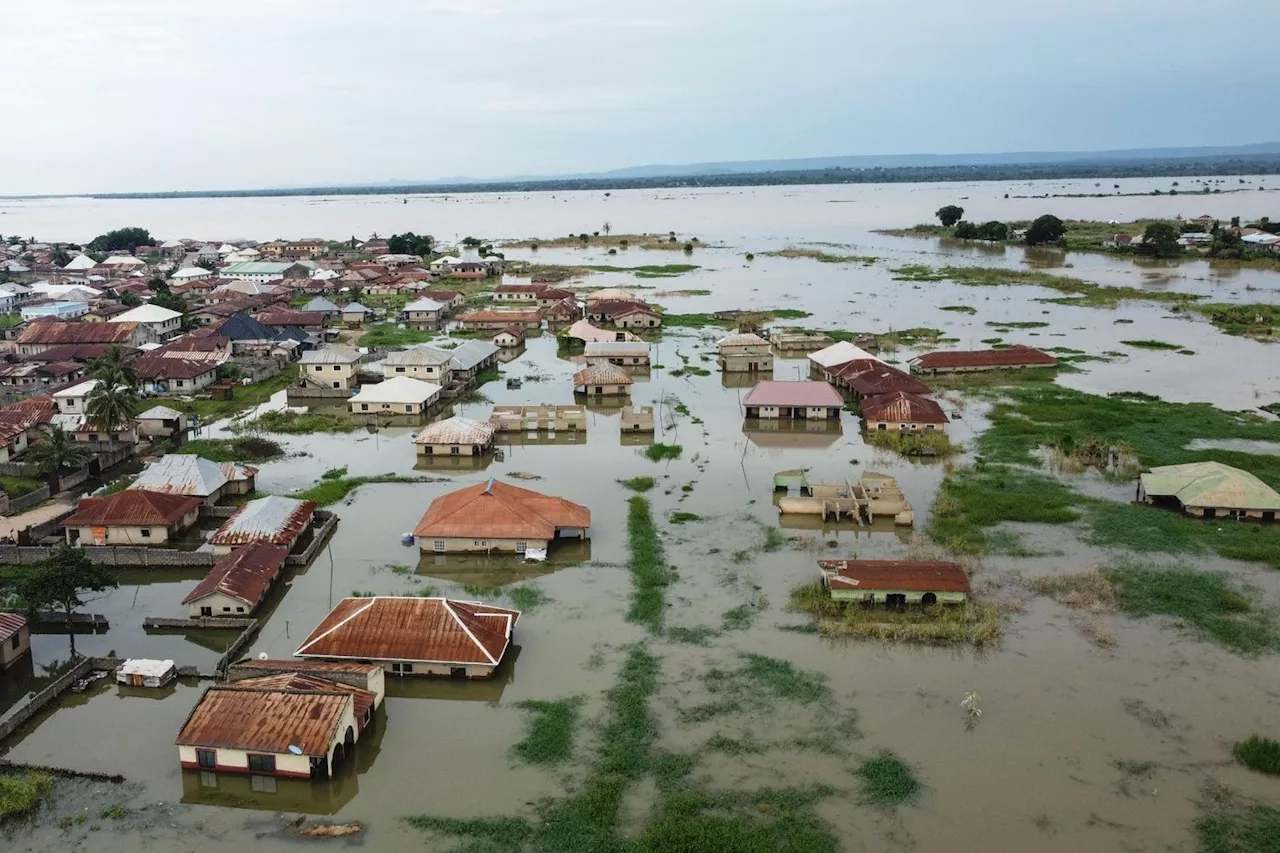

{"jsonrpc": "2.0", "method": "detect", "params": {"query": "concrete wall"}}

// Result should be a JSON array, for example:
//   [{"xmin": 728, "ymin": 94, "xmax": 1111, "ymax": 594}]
[
  {"xmin": 187, "ymin": 591, "xmax": 257, "ymax": 619},
  {"xmin": 66, "ymin": 507, "xmax": 198, "ymax": 546},
  {"xmin": 575, "ymin": 383, "xmax": 630, "ymax": 396},
  {"xmin": 178, "ymin": 745, "xmax": 314, "ymax": 779},
  {"xmin": 349, "ymin": 397, "xmax": 435, "ymax": 415},
  {"xmin": 719, "ymin": 353, "xmax": 773, "ymax": 372},
  {"xmin": 746, "ymin": 405, "xmax": 839, "ymax": 420},
  {"xmin": 868, "ymin": 420, "xmax": 944, "ymax": 434},
  {"xmin": 0, "ymin": 626, "xmax": 31, "ymax": 668},
  {"xmin": 383, "ymin": 363, "xmax": 448, "ymax": 381},
  {"xmin": 303, "ymin": 362, "xmax": 357, "ymax": 389},
  {"xmin": 417, "ymin": 442, "xmax": 489, "ymax": 457},
  {"xmin": 9, "ymin": 485, "xmax": 52, "ymax": 514},
  {"xmin": 829, "ymin": 588, "xmax": 968, "ymax": 605},
  {"xmin": 0, "ymin": 657, "xmax": 93, "ymax": 745},
  {"xmin": 418, "ymin": 536, "xmax": 548, "ymax": 554},
  {"xmin": 0, "ymin": 545, "xmax": 218, "ymax": 567}
]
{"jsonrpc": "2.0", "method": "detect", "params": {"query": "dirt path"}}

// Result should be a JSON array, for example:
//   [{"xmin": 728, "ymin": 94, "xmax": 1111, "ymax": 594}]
[{"xmin": 0, "ymin": 499, "xmax": 75, "ymax": 539}]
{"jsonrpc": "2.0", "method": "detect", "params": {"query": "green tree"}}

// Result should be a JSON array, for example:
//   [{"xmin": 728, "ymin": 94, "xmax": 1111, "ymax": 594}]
[
  {"xmin": 936, "ymin": 205, "xmax": 965, "ymax": 227},
  {"xmin": 88, "ymin": 346, "xmax": 138, "ymax": 388},
  {"xmin": 388, "ymin": 233, "xmax": 434, "ymax": 255},
  {"xmin": 602, "ymin": 221, "xmax": 613, "ymax": 236},
  {"xmin": 1025, "ymin": 214, "xmax": 1066, "ymax": 246},
  {"xmin": 120, "ymin": 291, "xmax": 142, "ymax": 307},
  {"xmin": 50, "ymin": 247, "xmax": 71, "ymax": 267},
  {"xmin": 1140, "ymin": 222, "xmax": 1182, "ymax": 259},
  {"xmin": 87, "ymin": 227, "xmax": 153, "ymax": 254},
  {"xmin": 150, "ymin": 291, "xmax": 187, "ymax": 315},
  {"xmin": 976, "ymin": 221, "xmax": 1009, "ymax": 241},
  {"xmin": 953, "ymin": 221, "xmax": 980, "ymax": 239},
  {"xmin": 25, "ymin": 426, "xmax": 94, "ymax": 476},
  {"xmin": 86, "ymin": 382, "xmax": 140, "ymax": 434},
  {"xmin": 460, "ymin": 236, "xmax": 483, "ymax": 248},
  {"xmin": 17, "ymin": 544, "xmax": 118, "ymax": 629}
]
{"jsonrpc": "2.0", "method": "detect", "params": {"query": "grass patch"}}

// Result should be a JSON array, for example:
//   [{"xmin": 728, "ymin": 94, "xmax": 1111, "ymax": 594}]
[
  {"xmin": 986, "ymin": 320, "xmax": 1049, "ymax": 329},
  {"xmin": 512, "ymin": 698, "xmax": 583, "ymax": 766},
  {"xmin": 891, "ymin": 264, "xmax": 948, "ymax": 282},
  {"xmin": 187, "ymin": 366, "xmax": 297, "ymax": 420},
  {"xmin": 627, "ymin": 497, "xmax": 672, "ymax": 634},
  {"xmin": 669, "ymin": 511, "xmax": 702, "ymax": 525},
  {"xmin": 231, "ymin": 409, "xmax": 359, "ymax": 434},
  {"xmin": 0, "ymin": 771, "xmax": 53, "ymax": 821},
  {"xmin": 926, "ymin": 464, "xmax": 1082, "ymax": 555},
  {"xmin": 507, "ymin": 585, "xmax": 550, "ymax": 611},
  {"xmin": 1196, "ymin": 794, "xmax": 1280, "ymax": 853},
  {"xmin": 788, "ymin": 583, "xmax": 1002, "ymax": 647},
  {"xmin": 1234, "ymin": 736, "xmax": 1280, "ymax": 776},
  {"xmin": 1120, "ymin": 339, "xmax": 1181, "ymax": 350},
  {"xmin": 854, "ymin": 752, "xmax": 921, "ymax": 808},
  {"xmin": 868, "ymin": 429, "xmax": 955, "ymax": 458},
  {"xmin": 291, "ymin": 473, "xmax": 424, "ymax": 506},
  {"xmin": 763, "ymin": 247, "xmax": 877, "ymax": 264},
  {"xmin": 96, "ymin": 475, "xmax": 136, "ymax": 496},
  {"xmin": 704, "ymin": 734, "xmax": 766, "ymax": 755},
  {"xmin": 644, "ymin": 443, "xmax": 683, "ymax": 462},
  {"xmin": 619, "ymin": 476, "xmax": 657, "ymax": 492},
  {"xmin": 1104, "ymin": 558, "xmax": 1280, "ymax": 654},
  {"xmin": 359, "ymin": 322, "xmax": 436, "ymax": 348},
  {"xmin": 582, "ymin": 263, "xmax": 699, "ymax": 276},
  {"xmin": 721, "ymin": 604, "xmax": 758, "ymax": 631},
  {"xmin": 1192, "ymin": 302, "xmax": 1280, "ymax": 339},
  {"xmin": 706, "ymin": 653, "xmax": 830, "ymax": 706},
  {"xmin": 0, "ymin": 475, "xmax": 45, "ymax": 498},
  {"xmin": 896, "ymin": 264, "xmax": 1205, "ymax": 308},
  {"xmin": 182, "ymin": 436, "xmax": 284, "ymax": 463},
  {"xmin": 940, "ymin": 304, "xmax": 977, "ymax": 314},
  {"xmin": 666, "ymin": 626, "xmax": 719, "ymax": 645}
]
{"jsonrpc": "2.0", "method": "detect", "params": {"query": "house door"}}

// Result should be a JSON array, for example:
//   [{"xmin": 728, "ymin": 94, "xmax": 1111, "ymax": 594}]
[
  {"xmin": 595, "ymin": 386, "xmax": 603, "ymax": 394},
  {"xmin": 450, "ymin": 667, "xmax": 467, "ymax": 679},
  {"xmin": 200, "ymin": 606, "xmax": 212, "ymax": 617},
  {"xmin": 1204, "ymin": 508, "xmax": 1216, "ymax": 519},
  {"xmin": 748, "ymin": 361, "xmax": 758, "ymax": 371}
]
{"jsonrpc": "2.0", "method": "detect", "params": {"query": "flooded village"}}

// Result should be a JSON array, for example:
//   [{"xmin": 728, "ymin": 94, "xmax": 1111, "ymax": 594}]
[{"xmin": 0, "ymin": 178, "xmax": 1279, "ymax": 852}]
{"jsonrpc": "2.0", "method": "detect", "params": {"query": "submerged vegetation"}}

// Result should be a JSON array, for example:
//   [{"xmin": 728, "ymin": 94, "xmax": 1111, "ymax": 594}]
[
  {"xmin": 762, "ymin": 246, "xmax": 877, "ymax": 264},
  {"xmin": 512, "ymin": 698, "xmax": 583, "ymax": 766},
  {"xmin": 927, "ymin": 464, "xmax": 1081, "ymax": 555},
  {"xmin": 1234, "ymin": 735, "xmax": 1280, "ymax": 776},
  {"xmin": 854, "ymin": 752, "xmax": 922, "ymax": 808},
  {"xmin": 0, "ymin": 771, "xmax": 53, "ymax": 821},
  {"xmin": 893, "ymin": 263, "xmax": 1204, "ymax": 309},
  {"xmin": 232, "ymin": 409, "xmax": 359, "ymax": 434},
  {"xmin": 644, "ymin": 443, "xmax": 683, "ymax": 462},
  {"xmin": 627, "ymin": 497, "xmax": 672, "ymax": 634},
  {"xmin": 182, "ymin": 436, "xmax": 284, "ymax": 463},
  {"xmin": 619, "ymin": 476, "xmax": 657, "ymax": 492},
  {"xmin": 868, "ymin": 429, "xmax": 955, "ymax": 458},
  {"xmin": 359, "ymin": 323, "xmax": 436, "ymax": 348},
  {"xmin": 291, "ymin": 473, "xmax": 426, "ymax": 506},
  {"xmin": 1196, "ymin": 789, "xmax": 1280, "ymax": 853},
  {"xmin": 788, "ymin": 583, "xmax": 1002, "ymax": 647}
]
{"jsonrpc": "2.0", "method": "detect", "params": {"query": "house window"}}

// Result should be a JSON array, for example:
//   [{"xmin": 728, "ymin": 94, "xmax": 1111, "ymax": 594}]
[
  {"xmin": 250, "ymin": 774, "xmax": 277, "ymax": 793},
  {"xmin": 405, "ymin": 405, "xmax": 413, "ymax": 413},
  {"xmin": 10, "ymin": 635, "xmax": 17, "ymax": 650},
  {"xmin": 450, "ymin": 445, "xmax": 460, "ymax": 455},
  {"xmin": 473, "ymin": 540, "xmax": 486, "ymax": 546},
  {"xmin": 361, "ymin": 404, "xmax": 369, "ymax": 411},
  {"xmin": 176, "ymin": 380, "xmax": 184, "ymax": 387},
  {"xmin": 395, "ymin": 367, "xmax": 405, "ymax": 373},
  {"xmin": 433, "ymin": 540, "xmax": 445, "ymax": 553},
  {"xmin": 333, "ymin": 365, "xmax": 341, "ymax": 371},
  {"xmin": 247, "ymin": 754, "xmax": 276, "ymax": 773},
  {"xmin": 314, "ymin": 365, "xmax": 324, "ymax": 372},
  {"xmin": 197, "ymin": 749, "xmax": 216, "ymax": 768},
  {"xmin": 236, "ymin": 606, "xmax": 245, "ymax": 613},
  {"xmin": 223, "ymin": 607, "xmax": 231, "ymax": 612},
  {"xmin": 140, "ymin": 528, "xmax": 151, "ymax": 537},
  {"xmin": 391, "ymin": 662, "xmax": 415, "ymax": 674},
  {"xmin": 515, "ymin": 541, "xmax": 527, "ymax": 553},
  {"xmin": 200, "ymin": 771, "xmax": 218, "ymax": 788}
]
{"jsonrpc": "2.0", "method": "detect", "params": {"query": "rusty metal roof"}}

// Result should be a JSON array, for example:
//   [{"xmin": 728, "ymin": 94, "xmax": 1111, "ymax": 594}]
[
  {"xmin": 62, "ymin": 490, "xmax": 203, "ymax": 528},
  {"xmin": 182, "ymin": 543, "xmax": 289, "ymax": 606},
  {"xmin": 860, "ymin": 391, "xmax": 949, "ymax": 424},
  {"xmin": 414, "ymin": 479, "xmax": 590, "ymax": 540},
  {"xmin": 230, "ymin": 673, "xmax": 376, "ymax": 724},
  {"xmin": 209, "ymin": 496, "xmax": 316, "ymax": 547},
  {"xmin": 818, "ymin": 559, "xmax": 972, "ymax": 594},
  {"xmin": 135, "ymin": 354, "xmax": 217, "ymax": 380},
  {"xmin": 175, "ymin": 686, "xmax": 350, "ymax": 757},
  {"xmin": 911, "ymin": 345, "xmax": 1057, "ymax": 370},
  {"xmin": 0, "ymin": 612, "xmax": 26, "ymax": 643},
  {"xmin": 17, "ymin": 321, "xmax": 139, "ymax": 346},
  {"xmin": 230, "ymin": 659, "xmax": 381, "ymax": 675},
  {"xmin": 295, "ymin": 597, "xmax": 521, "ymax": 666},
  {"xmin": 413, "ymin": 416, "xmax": 495, "ymax": 446},
  {"xmin": 742, "ymin": 380, "xmax": 843, "ymax": 408},
  {"xmin": 842, "ymin": 366, "xmax": 932, "ymax": 397},
  {"xmin": 457, "ymin": 310, "xmax": 542, "ymax": 323}
]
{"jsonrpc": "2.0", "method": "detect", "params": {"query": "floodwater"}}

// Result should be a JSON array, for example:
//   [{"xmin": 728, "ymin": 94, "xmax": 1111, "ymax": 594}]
[{"xmin": 2, "ymin": 178, "xmax": 1280, "ymax": 852}]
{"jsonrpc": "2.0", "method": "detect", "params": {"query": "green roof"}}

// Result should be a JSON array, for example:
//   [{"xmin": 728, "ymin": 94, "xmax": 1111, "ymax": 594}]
[{"xmin": 1140, "ymin": 461, "xmax": 1280, "ymax": 511}]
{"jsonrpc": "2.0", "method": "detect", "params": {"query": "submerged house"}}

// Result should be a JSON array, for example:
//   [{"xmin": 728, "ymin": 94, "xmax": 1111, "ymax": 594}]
[
  {"xmin": 208, "ymin": 495, "xmax": 316, "ymax": 556},
  {"xmin": 910, "ymin": 344, "xmax": 1057, "ymax": 375},
  {"xmin": 860, "ymin": 391, "xmax": 949, "ymax": 433},
  {"xmin": 413, "ymin": 416, "xmax": 496, "ymax": 457},
  {"xmin": 300, "ymin": 345, "xmax": 363, "ymax": 390},
  {"xmin": 348, "ymin": 376, "xmax": 442, "ymax": 416},
  {"xmin": 1138, "ymin": 461, "xmax": 1280, "ymax": 522},
  {"xmin": 62, "ymin": 490, "xmax": 203, "ymax": 546},
  {"xmin": 572, "ymin": 362, "xmax": 633, "ymax": 396},
  {"xmin": 583, "ymin": 341, "xmax": 650, "ymax": 368},
  {"xmin": 129, "ymin": 454, "xmax": 257, "ymax": 503},
  {"xmin": 0, "ymin": 613, "xmax": 31, "ymax": 670},
  {"xmin": 818, "ymin": 559, "xmax": 971, "ymax": 606},
  {"xmin": 717, "ymin": 333, "xmax": 773, "ymax": 373},
  {"xmin": 382, "ymin": 346, "xmax": 453, "ymax": 382},
  {"xmin": 182, "ymin": 543, "xmax": 290, "ymax": 618},
  {"xmin": 295, "ymin": 596, "xmax": 521, "ymax": 679},
  {"xmin": 413, "ymin": 479, "xmax": 590, "ymax": 554},
  {"xmin": 742, "ymin": 381, "xmax": 842, "ymax": 420}
]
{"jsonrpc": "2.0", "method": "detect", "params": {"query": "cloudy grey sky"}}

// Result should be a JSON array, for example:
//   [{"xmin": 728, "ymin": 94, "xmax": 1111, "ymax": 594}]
[{"xmin": 4, "ymin": 0, "xmax": 1278, "ymax": 194}]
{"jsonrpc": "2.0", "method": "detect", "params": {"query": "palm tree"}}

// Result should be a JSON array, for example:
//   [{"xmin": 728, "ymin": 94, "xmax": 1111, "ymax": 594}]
[
  {"xmin": 87, "ymin": 346, "xmax": 137, "ymax": 388},
  {"xmin": 85, "ymin": 382, "xmax": 140, "ymax": 435},
  {"xmin": 26, "ymin": 426, "xmax": 94, "ymax": 475},
  {"xmin": 602, "ymin": 221, "xmax": 612, "ymax": 237}
]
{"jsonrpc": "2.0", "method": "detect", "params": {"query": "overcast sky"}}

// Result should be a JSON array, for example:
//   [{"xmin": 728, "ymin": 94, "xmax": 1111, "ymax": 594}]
[{"xmin": 3, "ymin": 0, "xmax": 1278, "ymax": 194}]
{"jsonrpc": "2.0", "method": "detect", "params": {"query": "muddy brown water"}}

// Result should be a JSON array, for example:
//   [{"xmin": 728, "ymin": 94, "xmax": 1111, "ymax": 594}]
[{"xmin": 2, "ymin": 178, "xmax": 1280, "ymax": 851}]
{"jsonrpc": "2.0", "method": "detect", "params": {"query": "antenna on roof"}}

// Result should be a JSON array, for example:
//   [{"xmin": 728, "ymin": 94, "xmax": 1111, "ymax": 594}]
[{"xmin": 485, "ymin": 478, "xmax": 495, "ymax": 494}]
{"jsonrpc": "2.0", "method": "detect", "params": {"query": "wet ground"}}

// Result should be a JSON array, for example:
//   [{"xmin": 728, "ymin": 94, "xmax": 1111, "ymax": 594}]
[{"xmin": 2, "ymin": 178, "xmax": 1280, "ymax": 851}]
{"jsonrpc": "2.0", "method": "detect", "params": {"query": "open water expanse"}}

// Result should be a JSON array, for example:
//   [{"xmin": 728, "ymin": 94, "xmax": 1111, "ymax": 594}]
[{"xmin": 1, "ymin": 177, "xmax": 1279, "ymax": 851}]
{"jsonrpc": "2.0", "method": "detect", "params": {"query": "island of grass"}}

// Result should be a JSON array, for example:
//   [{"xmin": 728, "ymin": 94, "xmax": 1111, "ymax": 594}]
[
  {"xmin": 788, "ymin": 583, "xmax": 1001, "ymax": 647},
  {"xmin": 503, "ymin": 232, "xmax": 722, "ymax": 251},
  {"xmin": 890, "ymin": 264, "xmax": 1205, "ymax": 309},
  {"xmin": 182, "ymin": 436, "xmax": 285, "ymax": 463},
  {"xmin": 761, "ymin": 247, "xmax": 878, "ymax": 264},
  {"xmin": 230, "ymin": 409, "xmax": 360, "ymax": 434}
]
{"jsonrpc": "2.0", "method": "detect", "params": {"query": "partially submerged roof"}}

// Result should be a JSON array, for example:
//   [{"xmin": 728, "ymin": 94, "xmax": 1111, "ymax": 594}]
[
  {"xmin": 818, "ymin": 559, "xmax": 972, "ymax": 594},
  {"xmin": 63, "ymin": 490, "xmax": 203, "ymax": 528},
  {"xmin": 209, "ymin": 495, "xmax": 316, "ymax": 547},
  {"xmin": 742, "ymin": 380, "xmax": 843, "ymax": 408},
  {"xmin": 413, "ymin": 415, "xmax": 496, "ymax": 446},
  {"xmin": 350, "ymin": 376, "xmax": 442, "ymax": 405},
  {"xmin": 450, "ymin": 340, "xmax": 499, "ymax": 371},
  {"xmin": 911, "ymin": 344, "xmax": 1057, "ymax": 370},
  {"xmin": 860, "ymin": 391, "xmax": 949, "ymax": 424},
  {"xmin": 414, "ymin": 479, "xmax": 590, "ymax": 540},
  {"xmin": 182, "ymin": 543, "xmax": 290, "ymax": 606},
  {"xmin": 842, "ymin": 365, "xmax": 932, "ymax": 397},
  {"xmin": 717, "ymin": 332, "xmax": 769, "ymax": 348},
  {"xmin": 231, "ymin": 672, "xmax": 376, "ymax": 722},
  {"xmin": 1140, "ymin": 461, "xmax": 1280, "ymax": 511},
  {"xmin": 176, "ymin": 686, "xmax": 349, "ymax": 757},
  {"xmin": 572, "ymin": 362, "xmax": 634, "ymax": 386},
  {"xmin": 295, "ymin": 596, "xmax": 521, "ymax": 666},
  {"xmin": 119, "ymin": 659, "xmax": 175, "ymax": 677},
  {"xmin": 808, "ymin": 341, "xmax": 881, "ymax": 369},
  {"xmin": 565, "ymin": 319, "xmax": 628, "ymax": 343},
  {"xmin": 130, "ymin": 454, "xmax": 233, "ymax": 497}
]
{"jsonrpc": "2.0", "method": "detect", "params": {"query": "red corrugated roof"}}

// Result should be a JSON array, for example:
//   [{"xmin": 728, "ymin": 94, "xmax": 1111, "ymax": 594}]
[
  {"xmin": 295, "ymin": 596, "xmax": 520, "ymax": 666},
  {"xmin": 135, "ymin": 354, "xmax": 218, "ymax": 380},
  {"xmin": 0, "ymin": 612, "xmax": 26, "ymax": 643},
  {"xmin": 457, "ymin": 311, "xmax": 542, "ymax": 323},
  {"xmin": 182, "ymin": 543, "xmax": 289, "ymax": 606},
  {"xmin": 175, "ymin": 687, "xmax": 349, "ymax": 756},
  {"xmin": 742, "ymin": 380, "xmax": 843, "ymax": 408},
  {"xmin": 230, "ymin": 673, "xmax": 376, "ymax": 726},
  {"xmin": 844, "ymin": 367, "xmax": 932, "ymax": 397},
  {"xmin": 860, "ymin": 391, "xmax": 949, "ymax": 424},
  {"xmin": 911, "ymin": 345, "xmax": 1057, "ymax": 370},
  {"xmin": 17, "ymin": 322, "xmax": 140, "ymax": 346},
  {"xmin": 208, "ymin": 496, "xmax": 316, "ymax": 547},
  {"xmin": 818, "ymin": 559, "xmax": 971, "ymax": 594},
  {"xmin": 62, "ymin": 490, "xmax": 203, "ymax": 528},
  {"xmin": 414, "ymin": 479, "xmax": 590, "ymax": 539}
]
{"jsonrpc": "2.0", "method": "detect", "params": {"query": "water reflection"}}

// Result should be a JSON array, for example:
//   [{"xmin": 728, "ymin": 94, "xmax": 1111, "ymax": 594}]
[
  {"xmin": 619, "ymin": 432, "xmax": 654, "ymax": 447},
  {"xmin": 743, "ymin": 419, "xmax": 844, "ymax": 449},
  {"xmin": 720, "ymin": 372, "xmax": 759, "ymax": 389},
  {"xmin": 385, "ymin": 645, "xmax": 520, "ymax": 702},
  {"xmin": 413, "ymin": 454, "xmax": 497, "ymax": 473},
  {"xmin": 415, "ymin": 543, "xmax": 590, "ymax": 586}
]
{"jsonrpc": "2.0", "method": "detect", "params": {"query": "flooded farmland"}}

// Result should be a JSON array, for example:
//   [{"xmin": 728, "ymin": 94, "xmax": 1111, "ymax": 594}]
[{"xmin": 2, "ymin": 177, "xmax": 1280, "ymax": 851}]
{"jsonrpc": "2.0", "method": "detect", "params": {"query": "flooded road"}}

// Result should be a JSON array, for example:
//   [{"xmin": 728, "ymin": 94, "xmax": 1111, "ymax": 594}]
[{"xmin": 2, "ymin": 177, "xmax": 1280, "ymax": 852}]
